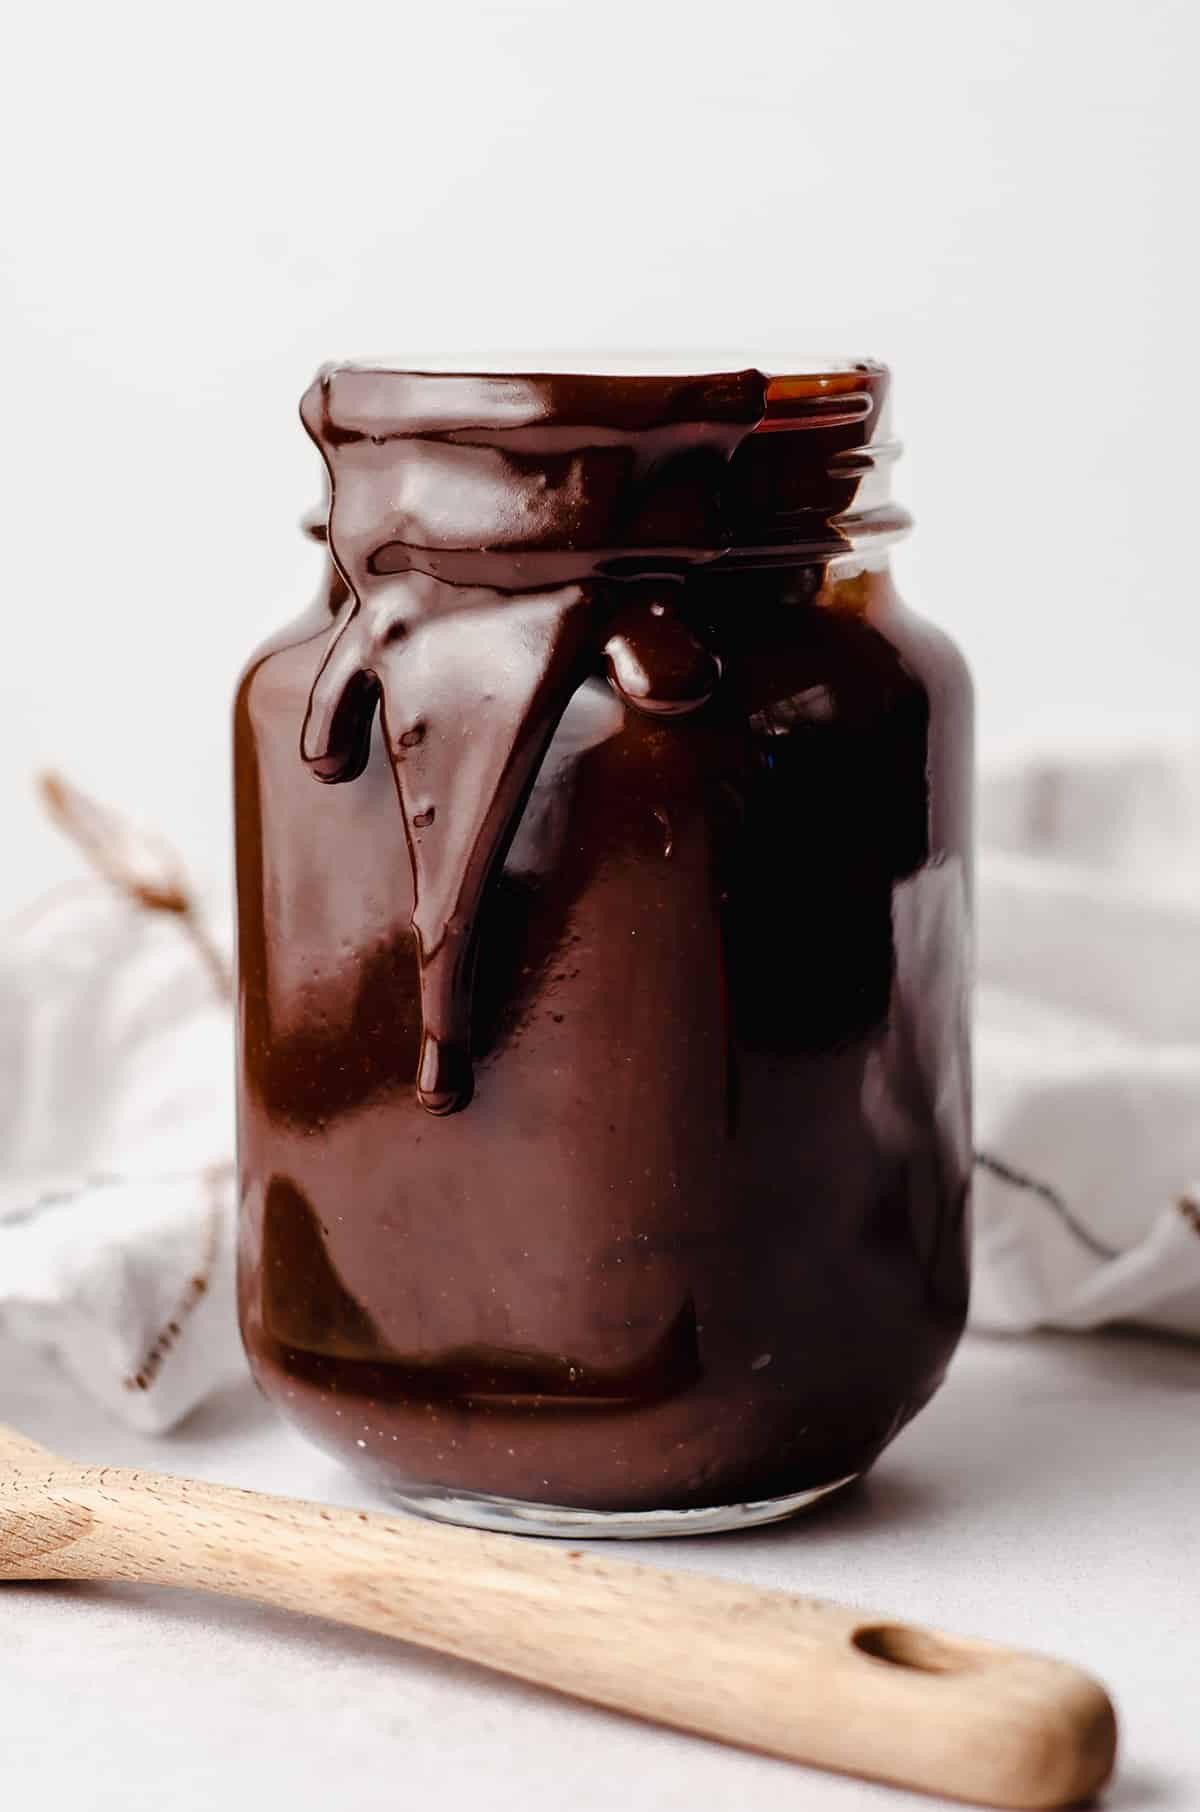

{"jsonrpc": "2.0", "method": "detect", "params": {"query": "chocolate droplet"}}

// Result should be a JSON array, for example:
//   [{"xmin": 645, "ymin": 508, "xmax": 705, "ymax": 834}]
[
  {"xmin": 417, "ymin": 1033, "xmax": 474, "ymax": 1116},
  {"xmin": 605, "ymin": 595, "xmax": 720, "ymax": 717}
]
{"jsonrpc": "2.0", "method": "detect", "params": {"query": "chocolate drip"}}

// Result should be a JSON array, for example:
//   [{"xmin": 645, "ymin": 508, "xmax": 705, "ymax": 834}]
[
  {"xmin": 299, "ymin": 365, "xmax": 774, "ymax": 1116},
  {"xmin": 301, "ymin": 572, "xmax": 595, "ymax": 1113}
]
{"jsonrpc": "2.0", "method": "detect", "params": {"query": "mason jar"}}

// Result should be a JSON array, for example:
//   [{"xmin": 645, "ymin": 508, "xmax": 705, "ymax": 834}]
[{"xmin": 234, "ymin": 357, "xmax": 973, "ymax": 1536}]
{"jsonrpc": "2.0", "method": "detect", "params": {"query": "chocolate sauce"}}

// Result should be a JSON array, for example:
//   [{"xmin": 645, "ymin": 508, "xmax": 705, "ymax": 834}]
[{"xmin": 234, "ymin": 360, "xmax": 972, "ymax": 1517}]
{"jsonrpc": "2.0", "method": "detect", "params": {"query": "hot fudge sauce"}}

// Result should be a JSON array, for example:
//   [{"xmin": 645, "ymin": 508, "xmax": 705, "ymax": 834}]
[{"xmin": 234, "ymin": 359, "xmax": 972, "ymax": 1533}]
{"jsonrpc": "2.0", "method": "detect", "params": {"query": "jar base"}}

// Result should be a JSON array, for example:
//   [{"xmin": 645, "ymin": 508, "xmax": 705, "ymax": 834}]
[{"xmin": 388, "ymin": 1473, "xmax": 859, "ymax": 1540}]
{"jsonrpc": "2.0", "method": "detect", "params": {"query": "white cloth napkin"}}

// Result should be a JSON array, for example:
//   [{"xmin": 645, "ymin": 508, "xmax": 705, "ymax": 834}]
[
  {"xmin": 973, "ymin": 736, "xmax": 1200, "ymax": 1339},
  {"xmin": 2, "ymin": 737, "xmax": 1198, "ymax": 1432},
  {"xmin": 0, "ymin": 885, "xmax": 241, "ymax": 1431}
]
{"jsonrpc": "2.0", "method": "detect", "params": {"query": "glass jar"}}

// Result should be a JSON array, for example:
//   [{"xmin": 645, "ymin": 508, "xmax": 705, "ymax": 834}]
[{"xmin": 234, "ymin": 358, "xmax": 973, "ymax": 1536}]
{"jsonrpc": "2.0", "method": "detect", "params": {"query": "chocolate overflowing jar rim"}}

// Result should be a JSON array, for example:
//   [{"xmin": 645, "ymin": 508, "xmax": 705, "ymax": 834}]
[{"xmin": 301, "ymin": 358, "xmax": 909, "ymax": 577}]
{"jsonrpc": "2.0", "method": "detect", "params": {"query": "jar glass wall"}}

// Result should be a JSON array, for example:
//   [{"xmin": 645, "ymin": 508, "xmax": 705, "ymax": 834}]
[{"xmin": 234, "ymin": 360, "xmax": 973, "ymax": 1536}]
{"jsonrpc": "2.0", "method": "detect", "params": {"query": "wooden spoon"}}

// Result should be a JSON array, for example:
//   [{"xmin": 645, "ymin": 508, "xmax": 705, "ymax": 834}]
[{"xmin": 0, "ymin": 1424, "xmax": 1115, "ymax": 1807}]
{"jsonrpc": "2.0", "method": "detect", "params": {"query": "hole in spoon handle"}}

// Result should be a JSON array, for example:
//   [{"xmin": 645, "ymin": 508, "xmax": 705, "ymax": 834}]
[{"xmin": 853, "ymin": 1622, "xmax": 986, "ymax": 1674}]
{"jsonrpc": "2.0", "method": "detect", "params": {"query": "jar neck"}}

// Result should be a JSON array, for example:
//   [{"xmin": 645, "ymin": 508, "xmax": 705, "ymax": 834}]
[
  {"xmin": 721, "ymin": 368, "xmax": 910, "ymax": 567},
  {"xmin": 300, "ymin": 360, "xmax": 909, "ymax": 592}
]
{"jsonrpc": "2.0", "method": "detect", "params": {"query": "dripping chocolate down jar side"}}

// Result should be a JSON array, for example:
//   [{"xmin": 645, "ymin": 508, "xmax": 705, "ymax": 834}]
[{"xmin": 233, "ymin": 360, "xmax": 974, "ymax": 1536}]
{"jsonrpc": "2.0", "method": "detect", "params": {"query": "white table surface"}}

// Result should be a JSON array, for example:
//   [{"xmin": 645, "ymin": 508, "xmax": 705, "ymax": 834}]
[{"xmin": 2, "ymin": 1327, "xmax": 1196, "ymax": 1811}]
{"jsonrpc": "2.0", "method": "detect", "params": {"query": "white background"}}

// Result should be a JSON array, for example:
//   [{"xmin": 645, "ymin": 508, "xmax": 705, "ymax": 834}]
[{"xmin": 2, "ymin": 0, "xmax": 1197, "ymax": 915}]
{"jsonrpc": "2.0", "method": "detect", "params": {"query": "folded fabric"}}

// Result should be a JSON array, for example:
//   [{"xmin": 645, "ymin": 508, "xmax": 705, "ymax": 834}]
[
  {"xmin": 2, "ymin": 737, "xmax": 1197, "ymax": 1432},
  {"xmin": 973, "ymin": 736, "xmax": 1200, "ymax": 1338},
  {"xmin": 0, "ymin": 885, "xmax": 242, "ymax": 1431}
]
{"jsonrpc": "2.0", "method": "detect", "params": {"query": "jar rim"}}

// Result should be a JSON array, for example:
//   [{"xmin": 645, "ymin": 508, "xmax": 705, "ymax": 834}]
[
  {"xmin": 306, "ymin": 358, "xmax": 892, "ymax": 444},
  {"xmin": 302, "ymin": 358, "xmax": 905, "ymax": 574},
  {"xmin": 336, "ymin": 351, "xmax": 886, "ymax": 381}
]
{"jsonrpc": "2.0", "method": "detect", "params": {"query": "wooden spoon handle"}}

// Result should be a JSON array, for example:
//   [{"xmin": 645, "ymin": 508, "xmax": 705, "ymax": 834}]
[{"xmin": 24, "ymin": 1466, "xmax": 1116, "ymax": 1809}]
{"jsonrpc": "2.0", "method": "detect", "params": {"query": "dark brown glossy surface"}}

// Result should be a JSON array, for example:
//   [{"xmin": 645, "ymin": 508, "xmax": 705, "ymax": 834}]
[{"xmin": 234, "ymin": 362, "xmax": 972, "ymax": 1512}]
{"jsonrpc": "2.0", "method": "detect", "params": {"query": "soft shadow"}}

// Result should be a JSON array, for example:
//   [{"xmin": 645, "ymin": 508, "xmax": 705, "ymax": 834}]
[
  {"xmin": 998, "ymin": 1323, "xmax": 1200, "ymax": 1397},
  {"xmin": 663, "ymin": 1324, "xmax": 1199, "ymax": 1558},
  {"xmin": 1093, "ymin": 1760, "xmax": 1180, "ymax": 1810},
  {"xmin": 3, "ymin": 1576, "xmax": 668, "ymax": 1739},
  {"xmin": 680, "ymin": 1464, "xmax": 944, "ymax": 1558},
  {"xmin": 166, "ymin": 1374, "xmax": 274, "ymax": 1444}
]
